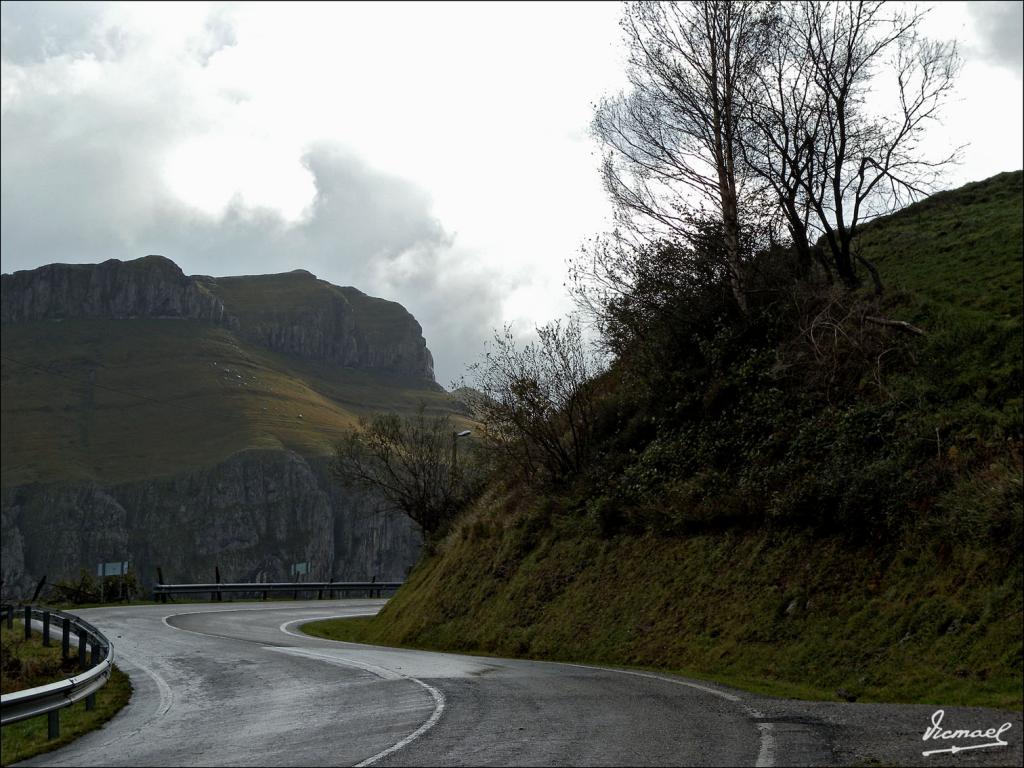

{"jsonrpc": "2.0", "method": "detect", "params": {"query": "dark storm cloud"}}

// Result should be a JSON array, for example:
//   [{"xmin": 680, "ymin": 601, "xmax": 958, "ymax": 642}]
[
  {"xmin": 0, "ymin": 7, "xmax": 503, "ymax": 386},
  {"xmin": 967, "ymin": 1, "xmax": 1023, "ymax": 76}
]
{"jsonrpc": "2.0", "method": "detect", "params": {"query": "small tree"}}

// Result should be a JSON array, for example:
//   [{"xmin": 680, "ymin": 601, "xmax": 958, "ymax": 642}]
[
  {"xmin": 332, "ymin": 403, "xmax": 474, "ymax": 537},
  {"xmin": 466, "ymin": 318, "xmax": 602, "ymax": 481}
]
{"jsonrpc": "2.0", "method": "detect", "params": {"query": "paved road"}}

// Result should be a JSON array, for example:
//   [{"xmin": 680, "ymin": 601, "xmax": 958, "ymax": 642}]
[{"xmin": 19, "ymin": 601, "xmax": 1022, "ymax": 767}]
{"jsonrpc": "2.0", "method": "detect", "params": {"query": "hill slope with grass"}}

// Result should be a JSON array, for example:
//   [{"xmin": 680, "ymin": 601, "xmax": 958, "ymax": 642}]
[
  {"xmin": 308, "ymin": 171, "xmax": 1023, "ymax": 709},
  {"xmin": 1, "ymin": 256, "xmax": 464, "ymax": 597}
]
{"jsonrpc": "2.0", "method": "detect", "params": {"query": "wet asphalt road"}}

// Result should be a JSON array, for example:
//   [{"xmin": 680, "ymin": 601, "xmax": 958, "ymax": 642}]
[{"xmin": 18, "ymin": 601, "xmax": 1022, "ymax": 767}]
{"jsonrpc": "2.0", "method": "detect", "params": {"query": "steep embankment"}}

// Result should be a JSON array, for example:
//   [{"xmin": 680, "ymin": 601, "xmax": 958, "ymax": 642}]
[
  {"xmin": 1, "ymin": 255, "xmax": 460, "ymax": 594},
  {"xmin": 309, "ymin": 172, "xmax": 1023, "ymax": 708}
]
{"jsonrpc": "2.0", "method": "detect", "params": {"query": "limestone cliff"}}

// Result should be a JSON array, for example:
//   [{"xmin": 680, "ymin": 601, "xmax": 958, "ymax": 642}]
[
  {"xmin": 201, "ymin": 270, "xmax": 435, "ymax": 381},
  {"xmin": 0, "ymin": 255, "xmax": 233, "ymax": 326},
  {"xmin": 0, "ymin": 449, "xmax": 421, "ymax": 595},
  {"xmin": 1, "ymin": 256, "xmax": 435, "ymax": 382}
]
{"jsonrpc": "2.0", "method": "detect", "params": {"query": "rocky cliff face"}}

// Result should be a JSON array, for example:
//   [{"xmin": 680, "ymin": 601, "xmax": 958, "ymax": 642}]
[
  {"xmin": 1, "ymin": 255, "xmax": 234, "ymax": 326},
  {"xmin": 0, "ymin": 449, "xmax": 421, "ymax": 596},
  {"xmin": 1, "ymin": 256, "xmax": 435, "ymax": 382},
  {"xmin": 201, "ymin": 271, "xmax": 435, "ymax": 381}
]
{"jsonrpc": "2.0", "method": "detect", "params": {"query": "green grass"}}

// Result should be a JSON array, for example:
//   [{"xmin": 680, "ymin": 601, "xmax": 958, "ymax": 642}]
[
  {"xmin": 2, "ymin": 621, "xmax": 88, "ymax": 693},
  {"xmin": 306, "ymin": 171, "xmax": 1024, "ymax": 711},
  {"xmin": 0, "ymin": 623, "xmax": 133, "ymax": 765},
  {"xmin": 854, "ymin": 172, "xmax": 1022, "ymax": 448},
  {"xmin": 1, "ymin": 317, "xmax": 465, "ymax": 487},
  {"xmin": 855, "ymin": 170, "xmax": 1022, "ymax": 319}
]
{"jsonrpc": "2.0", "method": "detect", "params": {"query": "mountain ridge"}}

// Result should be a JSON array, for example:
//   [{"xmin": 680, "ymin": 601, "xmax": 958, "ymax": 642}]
[{"xmin": 2, "ymin": 255, "xmax": 435, "ymax": 382}]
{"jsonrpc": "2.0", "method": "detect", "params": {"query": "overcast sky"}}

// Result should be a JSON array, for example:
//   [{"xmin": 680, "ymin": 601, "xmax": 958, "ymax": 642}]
[{"xmin": 2, "ymin": 1, "xmax": 1022, "ymax": 386}]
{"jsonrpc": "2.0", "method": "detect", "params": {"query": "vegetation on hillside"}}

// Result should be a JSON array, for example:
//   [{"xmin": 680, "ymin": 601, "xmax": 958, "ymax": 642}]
[
  {"xmin": 307, "ymin": 170, "xmax": 1023, "ymax": 708},
  {"xmin": 308, "ymin": 3, "xmax": 1020, "ymax": 709}
]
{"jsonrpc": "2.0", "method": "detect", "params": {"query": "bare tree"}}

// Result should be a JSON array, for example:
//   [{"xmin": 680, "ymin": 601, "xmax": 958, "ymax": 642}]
[
  {"xmin": 785, "ymin": 1, "xmax": 961, "ymax": 290},
  {"xmin": 465, "ymin": 318, "xmax": 601, "ymax": 481},
  {"xmin": 593, "ymin": 1, "xmax": 769, "ymax": 312},
  {"xmin": 332, "ymin": 403, "xmax": 475, "ymax": 537},
  {"xmin": 739, "ymin": 2, "xmax": 827, "ymax": 278}
]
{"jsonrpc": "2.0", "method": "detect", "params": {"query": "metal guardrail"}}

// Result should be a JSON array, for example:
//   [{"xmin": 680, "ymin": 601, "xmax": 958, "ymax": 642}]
[
  {"xmin": 1, "ymin": 605, "xmax": 113, "ymax": 738},
  {"xmin": 152, "ymin": 581, "xmax": 404, "ymax": 602}
]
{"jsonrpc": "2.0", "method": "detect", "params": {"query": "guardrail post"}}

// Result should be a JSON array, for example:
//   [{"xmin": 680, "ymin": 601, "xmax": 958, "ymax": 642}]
[
  {"xmin": 31, "ymin": 575, "xmax": 47, "ymax": 603},
  {"xmin": 24, "ymin": 605, "xmax": 31, "ymax": 639},
  {"xmin": 62, "ymin": 617, "xmax": 71, "ymax": 659},
  {"xmin": 43, "ymin": 610, "xmax": 51, "ymax": 646},
  {"xmin": 156, "ymin": 566, "xmax": 167, "ymax": 604},
  {"xmin": 90, "ymin": 640, "xmax": 99, "ymax": 666},
  {"xmin": 77, "ymin": 629, "xmax": 88, "ymax": 670},
  {"xmin": 48, "ymin": 709, "xmax": 60, "ymax": 739},
  {"xmin": 86, "ymin": 692, "xmax": 96, "ymax": 711}
]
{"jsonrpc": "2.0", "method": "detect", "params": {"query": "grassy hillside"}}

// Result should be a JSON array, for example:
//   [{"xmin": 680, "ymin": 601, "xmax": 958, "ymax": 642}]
[
  {"xmin": 310, "ymin": 493, "xmax": 1021, "ymax": 708},
  {"xmin": 857, "ymin": 170, "xmax": 1022, "ymax": 318},
  {"xmin": 1, "ymin": 294, "xmax": 462, "ymax": 488},
  {"xmin": 307, "ymin": 171, "xmax": 1023, "ymax": 708}
]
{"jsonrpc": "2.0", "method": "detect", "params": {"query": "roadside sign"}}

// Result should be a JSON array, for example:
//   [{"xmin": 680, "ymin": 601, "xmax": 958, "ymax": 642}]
[{"xmin": 97, "ymin": 561, "xmax": 128, "ymax": 577}]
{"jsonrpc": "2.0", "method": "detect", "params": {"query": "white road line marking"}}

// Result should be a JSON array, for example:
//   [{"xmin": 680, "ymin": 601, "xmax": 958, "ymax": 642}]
[
  {"xmin": 287, "ymin": 615, "xmax": 773, "ymax": 765},
  {"xmin": 168, "ymin": 607, "xmax": 769, "ymax": 767},
  {"xmin": 278, "ymin": 615, "xmax": 447, "ymax": 767},
  {"xmin": 157, "ymin": 606, "xmax": 382, "ymax": 638},
  {"xmin": 754, "ymin": 722, "xmax": 776, "ymax": 767},
  {"xmin": 279, "ymin": 614, "xmax": 379, "ymax": 638},
  {"xmin": 60, "ymin": 653, "xmax": 176, "ymax": 757},
  {"xmin": 355, "ymin": 679, "xmax": 446, "ymax": 767},
  {"xmin": 140, "ymin": 657, "xmax": 174, "ymax": 718},
  {"xmin": 745, "ymin": 709, "xmax": 776, "ymax": 768},
  {"xmin": 556, "ymin": 661, "xmax": 742, "ymax": 702}
]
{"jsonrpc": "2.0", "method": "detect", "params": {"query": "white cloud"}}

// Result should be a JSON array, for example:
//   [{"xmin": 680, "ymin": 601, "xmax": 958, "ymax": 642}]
[{"xmin": 2, "ymin": 1, "xmax": 1021, "ymax": 385}]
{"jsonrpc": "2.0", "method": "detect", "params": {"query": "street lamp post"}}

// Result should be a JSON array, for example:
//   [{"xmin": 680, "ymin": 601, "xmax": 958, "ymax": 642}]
[{"xmin": 452, "ymin": 429, "xmax": 472, "ymax": 470}]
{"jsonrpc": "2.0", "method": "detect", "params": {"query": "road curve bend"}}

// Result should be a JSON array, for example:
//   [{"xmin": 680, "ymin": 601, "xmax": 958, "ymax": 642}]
[{"xmin": 17, "ymin": 601, "xmax": 1022, "ymax": 767}]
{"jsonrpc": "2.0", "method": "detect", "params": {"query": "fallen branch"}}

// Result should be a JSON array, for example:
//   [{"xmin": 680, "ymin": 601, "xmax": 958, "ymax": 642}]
[{"xmin": 864, "ymin": 316, "xmax": 926, "ymax": 335}]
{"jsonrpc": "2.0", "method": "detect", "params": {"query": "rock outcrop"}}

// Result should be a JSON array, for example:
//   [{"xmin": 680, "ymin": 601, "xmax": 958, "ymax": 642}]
[
  {"xmin": 0, "ymin": 449, "xmax": 421, "ymax": 596},
  {"xmin": 1, "ymin": 255, "xmax": 234, "ymax": 326},
  {"xmin": 201, "ymin": 271, "xmax": 435, "ymax": 381},
  {"xmin": 1, "ymin": 256, "xmax": 436, "ymax": 382}
]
